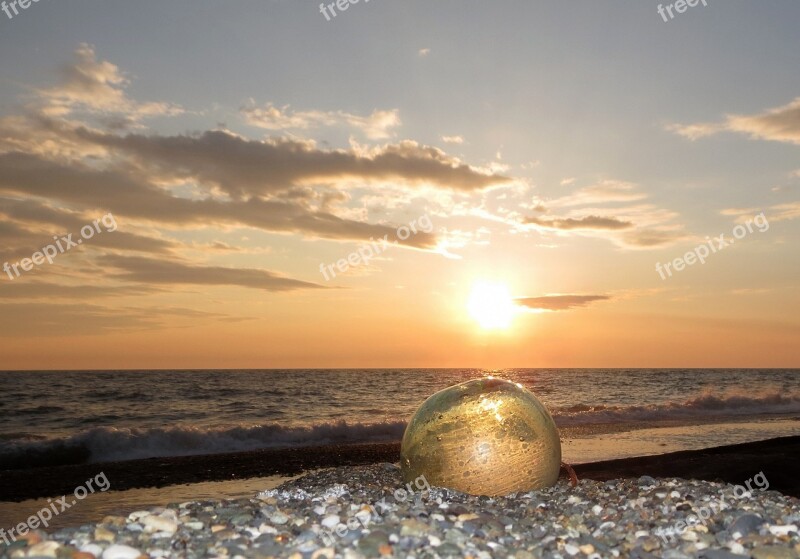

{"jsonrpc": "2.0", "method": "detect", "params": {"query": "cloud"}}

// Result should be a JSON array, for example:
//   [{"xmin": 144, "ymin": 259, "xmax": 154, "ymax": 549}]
[
  {"xmin": 0, "ymin": 43, "xmax": 518, "ymax": 306},
  {"xmin": 0, "ymin": 45, "xmax": 509, "ymax": 258},
  {"xmin": 619, "ymin": 228, "xmax": 689, "ymax": 248},
  {"xmin": 0, "ymin": 197, "xmax": 176, "ymax": 257},
  {"xmin": 0, "ymin": 302, "xmax": 244, "ymax": 336},
  {"xmin": 102, "ymin": 255, "xmax": 325, "ymax": 292},
  {"xmin": 525, "ymin": 180, "xmax": 685, "ymax": 248},
  {"xmin": 73, "ymin": 129, "xmax": 508, "ymax": 196},
  {"xmin": 441, "ymin": 135, "xmax": 464, "ymax": 144},
  {"xmin": 241, "ymin": 101, "xmax": 401, "ymax": 140},
  {"xmin": 665, "ymin": 122, "xmax": 723, "ymax": 141},
  {"xmin": 549, "ymin": 180, "xmax": 647, "ymax": 208},
  {"xmin": 721, "ymin": 203, "xmax": 800, "ymax": 223},
  {"xmin": 37, "ymin": 43, "xmax": 182, "ymax": 124},
  {"xmin": 0, "ymin": 150, "xmax": 441, "ymax": 249},
  {"xmin": 515, "ymin": 294, "xmax": 611, "ymax": 311},
  {"xmin": 524, "ymin": 215, "xmax": 634, "ymax": 230},
  {"xmin": 0, "ymin": 282, "xmax": 159, "ymax": 299},
  {"xmin": 669, "ymin": 96, "xmax": 800, "ymax": 145},
  {"xmin": 418, "ymin": 48, "xmax": 431, "ymax": 57}
]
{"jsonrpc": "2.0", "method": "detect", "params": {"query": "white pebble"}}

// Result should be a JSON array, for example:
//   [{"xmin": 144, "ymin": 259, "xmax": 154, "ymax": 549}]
[
  {"xmin": 681, "ymin": 530, "xmax": 698, "ymax": 541},
  {"xmin": 321, "ymin": 515, "xmax": 340, "ymax": 528},
  {"xmin": 80, "ymin": 544, "xmax": 104, "ymax": 556},
  {"xmin": 27, "ymin": 542, "xmax": 60, "ymax": 558},
  {"xmin": 428, "ymin": 535, "xmax": 441, "ymax": 546},
  {"xmin": 142, "ymin": 515, "xmax": 178, "ymax": 534},
  {"xmin": 160, "ymin": 509, "xmax": 178, "ymax": 521},
  {"xmin": 768, "ymin": 524, "xmax": 797, "ymax": 535},
  {"xmin": 127, "ymin": 511, "xmax": 150, "ymax": 522},
  {"xmin": 729, "ymin": 542, "xmax": 746, "ymax": 554},
  {"xmin": 259, "ymin": 523, "xmax": 277, "ymax": 534},
  {"xmin": 103, "ymin": 544, "xmax": 143, "ymax": 559},
  {"xmin": 564, "ymin": 543, "xmax": 580, "ymax": 556},
  {"xmin": 591, "ymin": 505, "xmax": 603, "ymax": 515}
]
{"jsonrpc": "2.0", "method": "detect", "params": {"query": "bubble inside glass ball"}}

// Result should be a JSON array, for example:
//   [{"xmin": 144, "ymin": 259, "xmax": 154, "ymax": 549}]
[{"xmin": 400, "ymin": 377, "xmax": 561, "ymax": 496}]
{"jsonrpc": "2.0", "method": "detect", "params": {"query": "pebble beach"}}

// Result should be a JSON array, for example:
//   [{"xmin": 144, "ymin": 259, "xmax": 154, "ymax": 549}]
[{"xmin": 3, "ymin": 464, "xmax": 799, "ymax": 559}]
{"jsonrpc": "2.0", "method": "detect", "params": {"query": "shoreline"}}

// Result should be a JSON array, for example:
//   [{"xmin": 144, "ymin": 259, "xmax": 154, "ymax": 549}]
[{"xmin": 1, "ymin": 435, "xmax": 798, "ymax": 502}]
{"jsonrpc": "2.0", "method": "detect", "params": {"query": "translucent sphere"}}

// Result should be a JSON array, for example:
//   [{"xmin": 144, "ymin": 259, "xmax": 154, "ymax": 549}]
[{"xmin": 400, "ymin": 377, "xmax": 561, "ymax": 496}]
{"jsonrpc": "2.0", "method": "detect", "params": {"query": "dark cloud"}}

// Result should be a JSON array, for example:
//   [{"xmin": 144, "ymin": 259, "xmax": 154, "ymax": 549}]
[
  {"xmin": 620, "ymin": 229, "xmax": 689, "ymax": 247},
  {"xmin": 0, "ymin": 152, "xmax": 438, "ymax": 249},
  {"xmin": 0, "ymin": 282, "xmax": 159, "ymax": 299},
  {"xmin": 0, "ymin": 198, "xmax": 176, "ymax": 256},
  {"xmin": 102, "ymin": 255, "xmax": 326, "ymax": 292},
  {"xmin": 525, "ymin": 215, "xmax": 634, "ymax": 230},
  {"xmin": 74, "ymin": 128, "xmax": 509, "ymax": 196},
  {"xmin": 515, "ymin": 295, "xmax": 611, "ymax": 311}
]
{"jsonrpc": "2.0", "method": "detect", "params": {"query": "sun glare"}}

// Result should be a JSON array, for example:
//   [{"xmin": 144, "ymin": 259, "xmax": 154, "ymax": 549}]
[{"xmin": 467, "ymin": 282, "xmax": 516, "ymax": 330}]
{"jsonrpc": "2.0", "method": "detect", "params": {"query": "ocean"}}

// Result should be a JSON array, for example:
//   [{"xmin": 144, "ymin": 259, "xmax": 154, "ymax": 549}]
[{"xmin": 2, "ymin": 369, "xmax": 799, "ymax": 469}]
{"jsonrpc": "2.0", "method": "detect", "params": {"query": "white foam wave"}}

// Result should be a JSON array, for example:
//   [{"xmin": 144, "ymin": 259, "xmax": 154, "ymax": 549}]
[{"xmin": 1, "ymin": 389, "xmax": 797, "ymax": 466}]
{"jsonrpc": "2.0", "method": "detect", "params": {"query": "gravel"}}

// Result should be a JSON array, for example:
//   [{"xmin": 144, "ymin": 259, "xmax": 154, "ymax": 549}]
[{"xmin": 2, "ymin": 463, "xmax": 798, "ymax": 558}]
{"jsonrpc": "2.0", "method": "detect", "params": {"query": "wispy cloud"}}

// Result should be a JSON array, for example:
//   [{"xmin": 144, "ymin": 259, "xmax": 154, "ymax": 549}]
[
  {"xmin": 524, "ymin": 215, "xmax": 633, "ymax": 231},
  {"xmin": 241, "ymin": 101, "xmax": 401, "ymax": 140},
  {"xmin": 37, "ymin": 43, "xmax": 182, "ymax": 125},
  {"xmin": 0, "ymin": 198, "xmax": 175, "ymax": 257},
  {"xmin": 722, "ymin": 202, "xmax": 800, "ymax": 223},
  {"xmin": 549, "ymin": 180, "xmax": 647, "ymax": 208},
  {"xmin": 0, "ymin": 282, "xmax": 159, "ymax": 299},
  {"xmin": 102, "ymin": 255, "xmax": 325, "ymax": 292},
  {"xmin": 441, "ymin": 135, "xmax": 464, "ymax": 145},
  {"xmin": 524, "ymin": 180, "xmax": 685, "ymax": 249},
  {"xmin": 515, "ymin": 294, "xmax": 611, "ymax": 311},
  {"xmin": 669, "ymin": 95, "xmax": 800, "ymax": 145},
  {"xmin": 0, "ymin": 302, "xmax": 245, "ymax": 336}
]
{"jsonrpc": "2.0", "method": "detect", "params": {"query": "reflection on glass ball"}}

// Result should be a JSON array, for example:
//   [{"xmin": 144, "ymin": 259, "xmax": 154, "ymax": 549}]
[{"xmin": 400, "ymin": 377, "xmax": 561, "ymax": 496}]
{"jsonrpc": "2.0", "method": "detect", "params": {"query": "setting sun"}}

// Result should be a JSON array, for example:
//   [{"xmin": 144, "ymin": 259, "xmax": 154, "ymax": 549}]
[{"xmin": 467, "ymin": 282, "xmax": 516, "ymax": 330}]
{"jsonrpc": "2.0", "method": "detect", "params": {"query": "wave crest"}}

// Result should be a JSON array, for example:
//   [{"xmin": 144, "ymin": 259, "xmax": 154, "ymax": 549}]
[{"xmin": 1, "ymin": 388, "xmax": 797, "ymax": 469}]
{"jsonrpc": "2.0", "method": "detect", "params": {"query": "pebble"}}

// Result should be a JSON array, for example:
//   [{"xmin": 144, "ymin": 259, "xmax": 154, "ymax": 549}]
[
  {"xmin": 93, "ymin": 527, "xmax": 116, "ymax": 543},
  {"xmin": 768, "ymin": 525, "xmax": 798, "ymax": 536},
  {"xmin": 730, "ymin": 513, "xmax": 765, "ymax": 537},
  {"xmin": 141, "ymin": 515, "xmax": 178, "ymax": 534},
  {"xmin": 101, "ymin": 545, "xmax": 142, "ymax": 559},
  {"xmin": 78, "ymin": 544, "xmax": 103, "ymax": 556},
  {"xmin": 1, "ymin": 465, "xmax": 796, "ymax": 559},
  {"xmin": 320, "ymin": 515, "xmax": 339, "ymax": 529},
  {"xmin": 25, "ymin": 541, "xmax": 60, "ymax": 557}
]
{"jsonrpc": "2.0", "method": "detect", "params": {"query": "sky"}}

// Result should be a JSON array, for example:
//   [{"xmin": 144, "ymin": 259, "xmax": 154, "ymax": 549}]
[{"xmin": 0, "ymin": 1, "xmax": 798, "ymax": 369}]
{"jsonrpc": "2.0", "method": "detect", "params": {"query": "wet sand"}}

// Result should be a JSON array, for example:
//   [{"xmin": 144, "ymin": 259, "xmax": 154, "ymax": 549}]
[{"xmin": 1, "ymin": 436, "xmax": 798, "ymax": 503}]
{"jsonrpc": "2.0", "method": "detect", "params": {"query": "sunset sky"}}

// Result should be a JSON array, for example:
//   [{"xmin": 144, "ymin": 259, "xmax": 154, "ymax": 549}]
[{"xmin": 1, "ymin": 1, "xmax": 799, "ymax": 369}]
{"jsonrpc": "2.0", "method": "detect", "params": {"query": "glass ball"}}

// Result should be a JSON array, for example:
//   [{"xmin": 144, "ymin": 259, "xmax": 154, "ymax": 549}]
[{"xmin": 400, "ymin": 377, "xmax": 561, "ymax": 496}]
